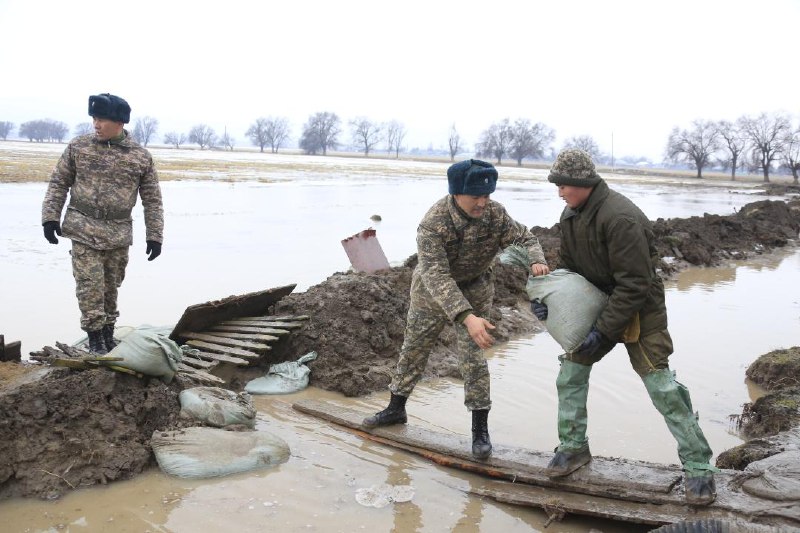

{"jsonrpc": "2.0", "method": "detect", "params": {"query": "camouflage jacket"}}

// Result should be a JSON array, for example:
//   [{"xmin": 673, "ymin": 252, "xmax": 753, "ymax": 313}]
[
  {"xmin": 413, "ymin": 195, "xmax": 546, "ymax": 321},
  {"xmin": 41, "ymin": 132, "xmax": 164, "ymax": 250},
  {"xmin": 557, "ymin": 179, "xmax": 668, "ymax": 340}
]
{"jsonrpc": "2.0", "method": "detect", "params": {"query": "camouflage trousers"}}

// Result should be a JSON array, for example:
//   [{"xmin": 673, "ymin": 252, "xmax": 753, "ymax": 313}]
[
  {"xmin": 390, "ymin": 278, "xmax": 493, "ymax": 411},
  {"xmin": 71, "ymin": 241, "xmax": 129, "ymax": 332}
]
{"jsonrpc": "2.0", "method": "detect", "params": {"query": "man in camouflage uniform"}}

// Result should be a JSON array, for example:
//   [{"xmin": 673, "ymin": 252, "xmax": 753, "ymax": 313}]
[
  {"xmin": 41, "ymin": 93, "xmax": 164, "ymax": 355},
  {"xmin": 532, "ymin": 148, "xmax": 717, "ymax": 505},
  {"xmin": 363, "ymin": 159, "xmax": 550, "ymax": 459}
]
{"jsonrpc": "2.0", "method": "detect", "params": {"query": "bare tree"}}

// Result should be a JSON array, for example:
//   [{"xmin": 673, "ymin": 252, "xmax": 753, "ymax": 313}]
[
  {"xmin": 74, "ymin": 122, "xmax": 93, "ymax": 136},
  {"xmin": 246, "ymin": 117, "xmax": 291, "ymax": 153},
  {"xmin": 188, "ymin": 124, "xmax": 216, "ymax": 150},
  {"xmin": 780, "ymin": 126, "xmax": 800, "ymax": 184},
  {"xmin": 19, "ymin": 119, "xmax": 68, "ymax": 142},
  {"xmin": 163, "ymin": 132, "xmax": 187, "ymax": 149},
  {"xmin": 219, "ymin": 128, "xmax": 235, "ymax": 151},
  {"xmin": 665, "ymin": 120, "xmax": 719, "ymax": 178},
  {"xmin": 715, "ymin": 120, "xmax": 748, "ymax": 181},
  {"xmin": 131, "ymin": 116, "xmax": 159, "ymax": 147},
  {"xmin": 299, "ymin": 112, "xmax": 341, "ymax": 155},
  {"xmin": 739, "ymin": 112, "xmax": 791, "ymax": 182},
  {"xmin": 508, "ymin": 119, "xmax": 556, "ymax": 166},
  {"xmin": 0, "ymin": 121, "xmax": 14, "ymax": 140},
  {"xmin": 384, "ymin": 120, "xmax": 406, "ymax": 159},
  {"xmin": 562, "ymin": 135, "xmax": 600, "ymax": 160},
  {"xmin": 476, "ymin": 118, "xmax": 514, "ymax": 165},
  {"xmin": 350, "ymin": 117, "xmax": 382, "ymax": 157},
  {"xmin": 448, "ymin": 124, "xmax": 461, "ymax": 161}
]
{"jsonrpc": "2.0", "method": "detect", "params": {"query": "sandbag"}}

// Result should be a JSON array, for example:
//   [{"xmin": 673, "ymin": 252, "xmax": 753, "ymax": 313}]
[
  {"xmin": 245, "ymin": 351, "xmax": 318, "ymax": 395},
  {"xmin": 526, "ymin": 270, "xmax": 608, "ymax": 353},
  {"xmin": 179, "ymin": 387, "xmax": 256, "ymax": 428},
  {"xmin": 151, "ymin": 426, "xmax": 290, "ymax": 479},
  {"xmin": 742, "ymin": 450, "xmax": 800, "ymax": 501}
]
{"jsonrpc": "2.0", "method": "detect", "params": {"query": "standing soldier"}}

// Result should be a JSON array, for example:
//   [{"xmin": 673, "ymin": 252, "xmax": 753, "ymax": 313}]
[
  {"xmin": 41, "ymin": 93, "xmax": 164, "ymax": 354},
  {"xmin": 362, "ymin": 159, "xmax": 550, "ymax": 459},
  {"xmin": 533, "ymin": 148, "xmax": 717, "ymax": 505}
]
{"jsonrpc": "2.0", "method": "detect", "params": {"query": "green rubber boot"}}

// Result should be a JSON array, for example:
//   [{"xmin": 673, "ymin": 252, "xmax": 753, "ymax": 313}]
[{"xmin": 546, "ymin": 359, "xmax": 593, "ymax": 477}]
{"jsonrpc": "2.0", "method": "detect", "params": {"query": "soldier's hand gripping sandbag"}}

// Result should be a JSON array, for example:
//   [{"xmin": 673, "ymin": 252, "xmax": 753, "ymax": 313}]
[
  {"xmin": 43, "ymin": 221, "xmax": 62, "ymax": 244},
  {"xmin": 573, "ymin": 327, "xmax": 605, "ymax": 358},
  {"xmin": 146, "ymin": 240, "xmax": 162, "ymax": 261},
  {"xmin": 530, "ymin": 299, "xmax": 548, "ymax": 321}
]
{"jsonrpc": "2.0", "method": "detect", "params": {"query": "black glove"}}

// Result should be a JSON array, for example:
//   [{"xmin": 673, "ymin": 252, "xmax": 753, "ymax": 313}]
[
  {"xmin": 573, "ymin": 327, "xmax": 604, "ymax": 358},
  {"xmin": 146, "ymin": 240, "xmax": 162, "ymax": 261},
  {"xmin": 43, "ymin": 221, "xmax": 62, "ymax": 244},
  {"xmin": 530, "ymin": 299, "xmax": 548, "ymax": 321}
]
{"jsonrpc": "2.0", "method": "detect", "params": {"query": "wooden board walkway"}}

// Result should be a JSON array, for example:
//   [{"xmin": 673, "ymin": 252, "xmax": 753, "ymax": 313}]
[{"xmin": 292, "ymin": 399, "xmax": 799, "ymax": 530}]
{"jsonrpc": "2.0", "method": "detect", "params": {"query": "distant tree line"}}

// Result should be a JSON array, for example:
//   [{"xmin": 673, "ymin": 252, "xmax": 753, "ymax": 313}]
[
  {"xmin": 2, "ymin": 109, "xmax": 798, "ymax": 183},
  {"xmin": 665, "ymin": 112, "xmax": 800, "ymax": 183}
]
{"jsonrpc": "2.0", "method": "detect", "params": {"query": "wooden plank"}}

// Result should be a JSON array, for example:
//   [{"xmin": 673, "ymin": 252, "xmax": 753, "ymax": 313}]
[
  {"xmin": 207, "ymin": 325, "xmax": 290, "ymax": 336},
  {"xmin": 217, "ymin": 319, "xmax": 304, "ymax": 329},
  {"xmin": 189, "ymin": 349, "xmax": 249, "ymax": 366},
  {"xmin": 169, "ymin": 284, "xmax": 296, "ymax": 344},
  {"xmin": 184, "ymin": 340, "xmax": 264, "ymax": 360},
  {"xmin": 181, "ymin": 356, "xmax": 217, "ymax": 370},
  {"xmin": 178, "ymin": 332, "xmax": 271, "ymax": 351},
  {"xmin": 291, "ymin": 399, "xmax": 798, "ymax": 528},
  {"xmin": 176, "ymin": 363, "xmax": 225, "ymax": 385},
  {"xmin": 191, "ymin": 331, "xmax": 280, "ymax": 343},
  {"xmin": 237, "ymin": 314, "xmax": 309, "ymax": 322}
]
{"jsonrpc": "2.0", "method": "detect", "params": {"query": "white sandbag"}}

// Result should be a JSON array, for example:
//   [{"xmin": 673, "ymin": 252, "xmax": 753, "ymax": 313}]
[
  {"xmin": 742, "ymin": 450, "xmax": 800, "ymax": 501},
  {"xmin": 179, "ymin": 387, "xmax": 256, "ymax": 428},
  {"xmin": 245, "ymin": 351, "xmax": 318, "ymax": 395},
  {"xmin": 527, "ymin": 270, "xmax": 608, "ymax": 353},
  {"xmin": 151, "ymin": 426, "xmax": 290, "ymax": 479},
  {"xmin": 83, "ymin": 326, "xmax": 181, "ymax": 382}
]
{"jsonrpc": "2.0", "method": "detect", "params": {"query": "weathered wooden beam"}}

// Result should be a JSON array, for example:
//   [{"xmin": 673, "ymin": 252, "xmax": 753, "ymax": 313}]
[
  {"xmin": 181, "ymin": 356, "xmax": 217, "ymax": 370},
  {"xmin": 207, "ymin": 325, "xmax": 290, "ymax": 336},
  {"xmin": 183, "ymin": 340, "xmax": 264, "ymax": 360},
  {"xmin": 178, "ymin": 332, "xmax": 271, "ymax": 352},
  {"xmin": 236, "ymin": 314, "xmax": 309, "ymax": 322},
  {"xmin": 176, "ymin": 364, "xmax": 225, "ymax": 385},
  {"xmin": 216, "ymin": 319, "xmax": 304, "ymax": 329},
  {"xmin": 188, "ymin": 349, "xmax": 249, "ymax": 366},
  {"xmin": 0, "ymin": 335, "xmax": 21, "ymax": 362},
  {"xmin": 190, "ymin": 331, "xmax": 280, "ymax": 343}
]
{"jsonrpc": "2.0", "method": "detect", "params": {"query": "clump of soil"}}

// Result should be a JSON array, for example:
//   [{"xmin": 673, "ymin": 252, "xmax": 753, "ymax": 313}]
[
  {"xmin": 0, "ymin": 368, "xmax": 181, "ymax": 500},
  {"xmin": 717, "ymin": 347, "xmax": 800, "ymax": 470}
]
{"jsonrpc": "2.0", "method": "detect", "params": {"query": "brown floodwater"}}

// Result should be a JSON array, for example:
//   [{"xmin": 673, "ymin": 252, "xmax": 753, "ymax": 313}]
[{"xmin": 1, "ymin": 150, "xmax": 798, "ymax": 532}]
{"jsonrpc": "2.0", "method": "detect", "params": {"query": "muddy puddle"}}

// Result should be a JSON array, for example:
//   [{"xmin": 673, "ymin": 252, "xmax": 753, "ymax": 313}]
[{"xmin": 1, "ymin": 166, "xmax": 798, "ymax": 532}]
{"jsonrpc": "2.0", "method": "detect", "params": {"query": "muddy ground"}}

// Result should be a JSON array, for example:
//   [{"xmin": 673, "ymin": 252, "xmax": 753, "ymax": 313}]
[{"xmin": 0, "ymin": 197, "xmax": 798, "ymax": 500}]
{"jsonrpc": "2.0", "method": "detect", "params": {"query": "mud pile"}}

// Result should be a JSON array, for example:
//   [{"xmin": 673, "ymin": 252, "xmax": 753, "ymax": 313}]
[{"xmin": 0, "ymin": 197, "xmax": 798, "ymax": 500}]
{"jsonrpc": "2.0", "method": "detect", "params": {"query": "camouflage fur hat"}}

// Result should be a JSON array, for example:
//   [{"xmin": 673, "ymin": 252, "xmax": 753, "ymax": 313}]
[
  {"xmin": 547, "ymin": 149, "xmax": 601, "ymax": 187},
  {"xmin": 88, "ymin": 93, "xmax": 131, "ymax": 124},
  {"xmin": 447, "ymin": 159, "xmax": 498, "ymax": 195}
]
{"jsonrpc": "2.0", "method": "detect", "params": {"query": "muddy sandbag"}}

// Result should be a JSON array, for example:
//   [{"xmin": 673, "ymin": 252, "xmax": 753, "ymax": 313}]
[
  {"xmin": 526, "ymin": 270, "xmax": 608, "ymax": 353},
  {"xmin": 245, "ymin": 351, "xmax": 318, "ymax": 395},
  {"xmin": 741, "ymin": 450, "xmax": 800, "ymax": 501},
  {"xmin": 179, "ymin": 387, "xmax": 256, "ymax": 428},
  {"xmin": 151, "ymin": 426, "xmax": 290, "ymax": 479}
]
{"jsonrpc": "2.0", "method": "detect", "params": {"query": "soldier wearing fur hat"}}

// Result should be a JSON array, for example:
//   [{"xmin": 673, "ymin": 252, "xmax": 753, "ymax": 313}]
[
  {"xmin": 363, "ymin": 159, "xmax": 550, "ymax": 459},
  {"xmin": 533, "ymin": 148, "xmax": 717, "ymax": 505},
  {"xmin": 41, "ymin": 93, "xmax": 164, "ymax": 355}
]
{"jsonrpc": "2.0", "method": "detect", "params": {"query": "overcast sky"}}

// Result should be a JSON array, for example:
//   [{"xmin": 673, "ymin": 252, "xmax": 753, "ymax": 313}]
[{"xmin": 1, "ymin": 0, "xmax": 797, "ymax": 161}]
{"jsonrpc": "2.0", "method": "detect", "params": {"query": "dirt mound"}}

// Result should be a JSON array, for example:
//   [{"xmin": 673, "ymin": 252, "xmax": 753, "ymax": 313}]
[
  {"xmin": 746, "ymin": 347, "xmax": 800, "ymax": 391},
  {"xmin": 0, "ymin": 368, "xmax": 181, "ymax": 500}
]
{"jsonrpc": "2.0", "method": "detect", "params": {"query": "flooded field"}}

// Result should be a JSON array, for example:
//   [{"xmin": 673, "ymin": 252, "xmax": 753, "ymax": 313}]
[{"xmin": 0, "ymin": 143, "xmax": 798, "ymax": 532}]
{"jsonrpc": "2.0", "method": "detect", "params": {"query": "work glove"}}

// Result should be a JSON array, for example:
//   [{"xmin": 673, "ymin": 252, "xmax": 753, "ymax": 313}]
[
  {"xmin": 573, "ymin": 327, "xmax": 604, "ymax": 358},
  {"xmin": 146, "ymin": 240, "xmax": 162, "ymax": 261},
  {"xmin": 530, "ymin": 299, "xmax": 548, "ymax": 321},
  {"xmin": 43, "ymin": 221, "xmax": 62, "ymax": 244}
]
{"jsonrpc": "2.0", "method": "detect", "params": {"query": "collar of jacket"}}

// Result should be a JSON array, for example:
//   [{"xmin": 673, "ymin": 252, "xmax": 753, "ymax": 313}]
[
  {"xmin": 93, "ymin": 129, "xmax": 131, "ymax": 147},
  {"xmin": 563, "ymin": 179, "xmax": 609, "ymax": 221},
  {"xmin": 447, "ymin": 195, "xmax": 489, "ymax": 231}
]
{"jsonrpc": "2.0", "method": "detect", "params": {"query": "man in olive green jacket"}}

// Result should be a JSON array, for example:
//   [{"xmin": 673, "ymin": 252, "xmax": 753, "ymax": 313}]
[
  {"xmin": 532, "ymin": 149, "xmax": 717, "ymax": 505},
  {"xmin": 363, "ymin": 159, "xmax": 549, "ymax": 460}
]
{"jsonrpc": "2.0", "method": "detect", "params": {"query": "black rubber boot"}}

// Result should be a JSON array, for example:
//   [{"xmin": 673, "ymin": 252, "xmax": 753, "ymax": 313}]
[
  {"xmin": 87, "ymin": 330, "xmax": 108, "ymax": 355},
  {"xmin": 544, "ymin": 446, "xmax": 591, "ymax": 477},
  {"xmin": 362, "ymin": 393, "xmax": 408, "ymax": 428},
  {"xmin": 471, "ymin": 409, "xmax": 492, "ymax": 459},
  {"xmin": 685, "ymin": 474, "xmax": 716, "ymax": 506},
  {"xmin": 102, "ymin": 324, "xmax": 117, "ymax": 351}
]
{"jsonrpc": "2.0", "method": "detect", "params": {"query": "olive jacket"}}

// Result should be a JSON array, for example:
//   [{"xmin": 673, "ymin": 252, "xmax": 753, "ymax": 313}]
[{"xmin": 557, "ymin": 180, "xmax": 667, "ymax": 341}]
